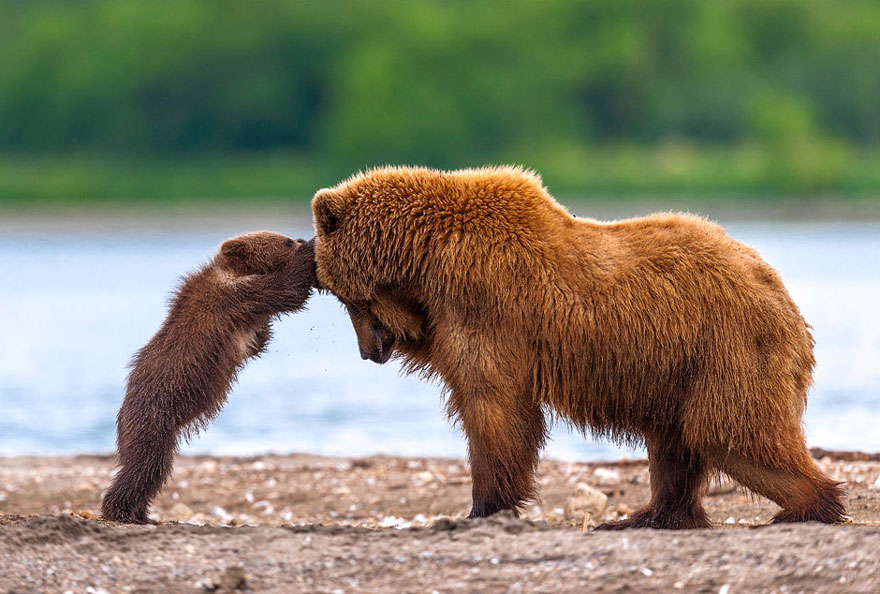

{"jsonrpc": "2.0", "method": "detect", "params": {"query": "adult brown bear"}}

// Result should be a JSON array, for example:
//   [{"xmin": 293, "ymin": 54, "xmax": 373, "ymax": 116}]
[{"xmin": 312, "ymin": 165, "xmax": 846, "ymax": 529}]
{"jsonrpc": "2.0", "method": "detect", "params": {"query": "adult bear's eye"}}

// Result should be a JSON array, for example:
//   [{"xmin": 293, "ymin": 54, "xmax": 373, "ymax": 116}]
[{"xmin": 284, "ymin": 238, "xmax": 295, "ymax": 248}]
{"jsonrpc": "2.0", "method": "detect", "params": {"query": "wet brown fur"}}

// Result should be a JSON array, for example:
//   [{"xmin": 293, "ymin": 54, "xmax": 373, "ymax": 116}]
[
  {"xmin": 101, "ymin": 232, "xmax": 317, "ymax": 524},
  {"xmin": 312, "ymin": 165, "xmax": 847, "ymax": 528}
]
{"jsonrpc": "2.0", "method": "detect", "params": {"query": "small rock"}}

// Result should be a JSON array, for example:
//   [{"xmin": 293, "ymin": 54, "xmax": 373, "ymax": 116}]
[
  {"xmin": 169, "ymin": 502, "xmax": 194, "ymax": 521},
  {"xmin": 708, "ymin": 477, "xmax": 738, "ymax": 496},
  {"xmin": 380, "ymin": 515, "xmax": 412, "ymax": 529},
  {"xmin": 218, "ymin": 566, "xmax": 248, "ymax": 592},
  {"xmin": 187, "ymin": 513, "xmax": 210, "ymax": 526},
  {"xmin": 211, "ymin": 506, "xmax": 233, "ymax": 524},
  {"xmin": 432, "ymin": 517, "xmax": 457, "ymax": 531},
  {"xmin": 197, "ymin": 566, "xmax": 248, "ymax": 592},
  {"xmin": 199, "ymin": 460, "xmax": 219, "ymax": 473},
  {"xmin": 592, "ymin": 468, "xmax": 620, "ymax": 485},
  {"xmin": 724, "ymin": 516, "xmax": 735, "ymax": 525},
  {"xmin": 872, "ymin": 475, "xmax": 880, "ymax": 491},
  {"xmin": 195, "ymin": 577, "xmax": 217, "ymax": 591},
  {"xmin": 640, "ymin": 567, "xmax": 653, "ymax": 576},
  {"xmin": 564, "ymin": 482, "xmax": 608, "ymax": 522}
]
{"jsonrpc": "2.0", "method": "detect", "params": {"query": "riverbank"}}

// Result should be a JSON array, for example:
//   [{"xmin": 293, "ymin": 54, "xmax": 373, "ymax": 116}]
[{"xmin": 2, "ymin": 452, "xmax": 879, "ymax": 592}]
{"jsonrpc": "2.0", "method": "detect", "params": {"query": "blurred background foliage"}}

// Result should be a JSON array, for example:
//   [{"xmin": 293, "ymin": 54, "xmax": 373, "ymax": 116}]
[{"xmin": 1, "ymin": 0, "xmax": 880, "ymax": 203}]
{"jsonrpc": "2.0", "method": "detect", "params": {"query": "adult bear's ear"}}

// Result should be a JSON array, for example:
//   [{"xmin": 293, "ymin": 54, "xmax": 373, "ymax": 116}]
[{"xmin": 313, "ymin": 188, "xmax": 347, "ymax": 236}]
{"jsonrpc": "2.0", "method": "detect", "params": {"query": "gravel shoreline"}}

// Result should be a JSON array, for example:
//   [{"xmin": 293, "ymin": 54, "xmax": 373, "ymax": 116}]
[{"xmin": 2, "ymin": 452, "xmax": 879, "ymax": 593}]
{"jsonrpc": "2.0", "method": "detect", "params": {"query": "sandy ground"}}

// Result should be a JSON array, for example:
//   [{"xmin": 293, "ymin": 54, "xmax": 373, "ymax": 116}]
[{"xmin": 2, "ymin": 451, "xmax": 880, "ymax": 593}]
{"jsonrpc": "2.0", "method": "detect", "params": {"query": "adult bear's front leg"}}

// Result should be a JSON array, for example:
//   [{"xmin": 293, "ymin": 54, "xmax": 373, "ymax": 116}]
[{"xmin": 451, "ymin": 390, "xmax": 547, "ymax": 518}]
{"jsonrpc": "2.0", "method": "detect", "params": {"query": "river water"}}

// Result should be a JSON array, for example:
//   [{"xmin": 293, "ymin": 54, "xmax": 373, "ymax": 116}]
[{"xmin": 1, "ymin": 219, "xmax": 878, "ymax": 460}]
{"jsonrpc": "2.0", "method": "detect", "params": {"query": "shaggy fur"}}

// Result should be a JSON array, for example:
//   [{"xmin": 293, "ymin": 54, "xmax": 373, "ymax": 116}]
[
  {"xmin": 312, "ymin": 165, "xmax": 847, "ymax": 529},
  {"xmin": 102, "ymin": 233, "xmax": 317, "ymax": 524}
]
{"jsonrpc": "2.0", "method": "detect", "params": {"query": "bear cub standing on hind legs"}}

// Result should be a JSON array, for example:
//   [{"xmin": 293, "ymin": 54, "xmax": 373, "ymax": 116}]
[{"xmin": 101, "ymin": 232, "xmax": 316, "ymax": 524}]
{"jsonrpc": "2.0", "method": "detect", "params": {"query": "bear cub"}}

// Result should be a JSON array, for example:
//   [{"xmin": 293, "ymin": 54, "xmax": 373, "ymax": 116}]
[{"xmin": 102, "ymin": 231, "xmax": 316, "ymax": 524}]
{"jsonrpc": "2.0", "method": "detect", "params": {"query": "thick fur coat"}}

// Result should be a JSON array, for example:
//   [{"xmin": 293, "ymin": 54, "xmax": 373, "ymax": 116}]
[
  {"xmin": 313, "ymin": 165, "xmax": 846, "ymax": 528},
  {"xmin": 102, "ymin": 232, "xmax": 316, "ymax": 524}
]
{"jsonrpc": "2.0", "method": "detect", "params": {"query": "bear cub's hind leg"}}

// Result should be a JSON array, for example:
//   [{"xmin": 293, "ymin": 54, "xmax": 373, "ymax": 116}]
[
  {"xmin": 596, "ymin": 436, "xmax": 712, "ymax": 530},
  {"xmin": 101, "ymin": 411, "xmax": 179, "ymax": 524}
]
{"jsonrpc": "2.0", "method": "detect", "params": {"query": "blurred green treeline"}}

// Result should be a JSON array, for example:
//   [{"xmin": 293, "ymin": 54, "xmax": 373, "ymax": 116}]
[{"xmin": 2, "ymin": 0, "xmax": 880, "ymax": 203}]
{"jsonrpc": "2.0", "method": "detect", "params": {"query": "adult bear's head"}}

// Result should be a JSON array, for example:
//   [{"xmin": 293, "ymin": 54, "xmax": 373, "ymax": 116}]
[
  {"xmin": 311, "ymin": 165, "xmax": 556, "ymax": 365},
  {"xmin": 312, "ymin": 169, "xmax": 434, "ymax": 364}
]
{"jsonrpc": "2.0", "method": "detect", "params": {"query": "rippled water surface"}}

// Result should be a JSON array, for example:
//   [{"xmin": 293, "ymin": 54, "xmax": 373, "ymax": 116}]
[{"xmin": 1, "ymin": 220, "xmax": 878, "ymax": 460}]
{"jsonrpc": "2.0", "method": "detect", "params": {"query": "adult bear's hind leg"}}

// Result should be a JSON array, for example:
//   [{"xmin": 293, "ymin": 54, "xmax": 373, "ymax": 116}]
[
  {"xmin": 595, "ymin": 435, "xmax": 711, "ymax": 530},
  {"xmin": 453, "ymin": 391, "xmax": 546, "ymax": 518},
  {"xmin": 718, "ymin": 442, "xmax": 847, "ymax": 525}
]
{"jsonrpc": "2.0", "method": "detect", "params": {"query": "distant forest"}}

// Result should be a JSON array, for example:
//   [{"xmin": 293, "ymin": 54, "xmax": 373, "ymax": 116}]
[{"xmin": 2, "ymin": 0, "xmax": 879, "ymax": 200}]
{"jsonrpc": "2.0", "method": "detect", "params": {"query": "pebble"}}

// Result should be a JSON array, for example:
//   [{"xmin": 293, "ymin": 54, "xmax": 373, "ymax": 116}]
[
  {"xmin": 187, "ymin": 513, "xmax": 210, "ymax": 526},
  {"xmin": 196, "ymin": 566, "xmax": 248, "ymax": 592},
  {"xmin": 198, "ymin": 460, "xmax": 218, "ymax": 473},
  {"xmin": 592, "ymin": 468, "xmax": 620, "ymax": 484},
  {"xmin": 380, "ymin": 516, "xmax": 412, "ymax": 529},
  {"xmin": 169, "ymin": 502, "xmax": 194, "ymax": 521},
  {"xmin": 872, "ymin": 475, "xmax": 880, "ymax": 491},
  {"xmin": 565, "ymin": 482, "xmax": 609, "ymax": 522},
  {"xmin": 708, "ymin": 478, "xmax": 738, "ymax": 496},
  {"xmin": 211, "ymin": 506, "xmax": 233, "ymax": 524},
  {"xmin": 415, "ymin": 471, "xmax": 434, "ymax": 483}
]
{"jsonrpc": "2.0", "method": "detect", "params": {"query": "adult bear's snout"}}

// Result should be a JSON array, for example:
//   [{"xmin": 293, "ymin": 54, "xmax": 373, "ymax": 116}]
[{"xmin": 361, "ymin": 325, "xmax": 396, "ymax": 364}]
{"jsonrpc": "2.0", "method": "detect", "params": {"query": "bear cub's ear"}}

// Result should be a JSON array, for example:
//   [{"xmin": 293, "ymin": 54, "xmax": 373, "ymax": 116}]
[
  {"xmin": 220, "ymin": 238, "xmax": 250, "ymax": 263},
  {"xmin": 313, "ymin": 188, "xmax": 347, "ymax": 236}
]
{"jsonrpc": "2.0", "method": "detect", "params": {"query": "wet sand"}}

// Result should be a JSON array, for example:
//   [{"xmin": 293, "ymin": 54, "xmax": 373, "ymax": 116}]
[{"xmin": 2, "ymin": 451, "xmax": 880, "ymax": 593}]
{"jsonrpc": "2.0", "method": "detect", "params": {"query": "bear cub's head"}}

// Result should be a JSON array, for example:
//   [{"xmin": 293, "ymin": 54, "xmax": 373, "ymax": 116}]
[{"xmin": 218, "ymin": 231, "xmax": 305, "ymax": 276}]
